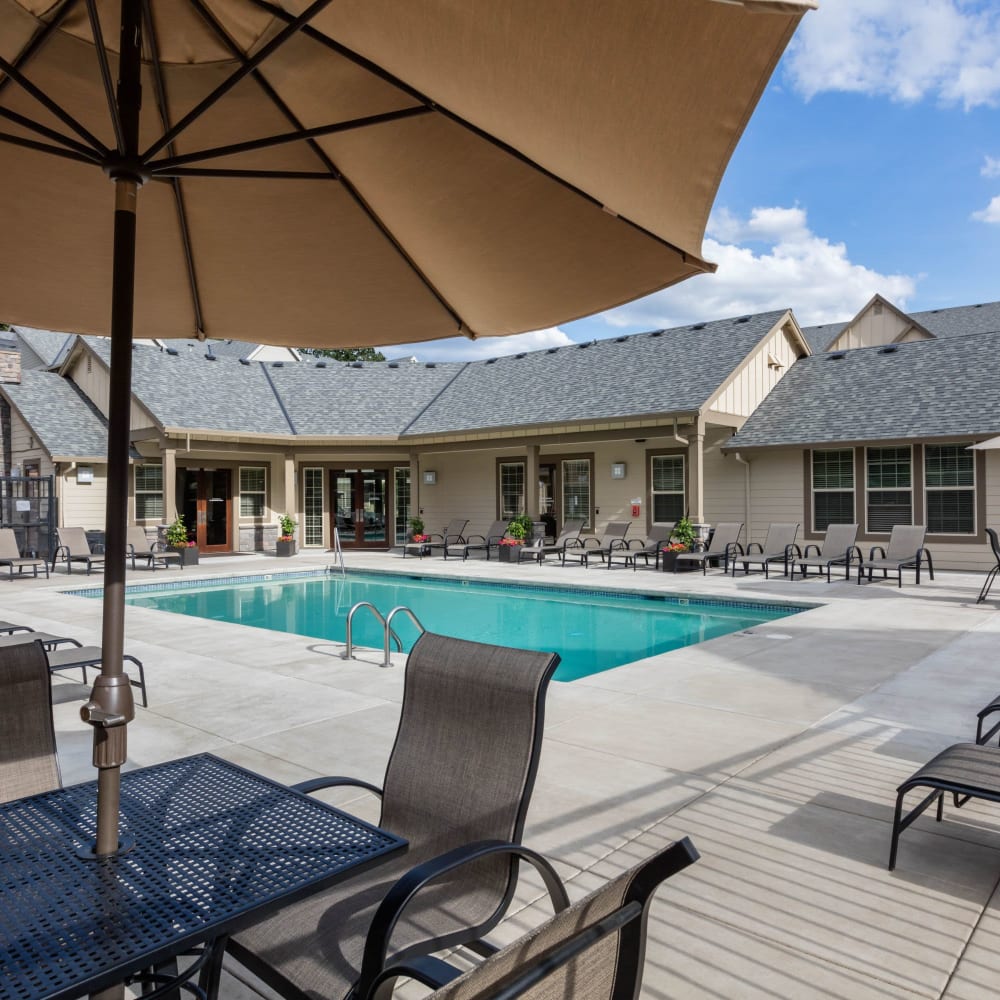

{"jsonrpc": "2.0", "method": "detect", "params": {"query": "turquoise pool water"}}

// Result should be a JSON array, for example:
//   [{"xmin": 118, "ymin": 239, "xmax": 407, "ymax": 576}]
[{"xmin": 108, "ymin": 571, "xmax": 807, "ymax": 682}]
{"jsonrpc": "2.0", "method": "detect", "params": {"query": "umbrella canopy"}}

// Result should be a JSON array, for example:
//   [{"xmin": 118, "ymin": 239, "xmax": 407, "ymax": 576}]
[
  {"xmin": 2, "ymin": 0, "xmax": 813, "ymax": 344},
  {"xmin": 969, "ymin": 437, "xmax": 1000, "ymax": 450},
  {"xmin": 0, "ymin": 0, "xmax": 813, "ymax": 856}
]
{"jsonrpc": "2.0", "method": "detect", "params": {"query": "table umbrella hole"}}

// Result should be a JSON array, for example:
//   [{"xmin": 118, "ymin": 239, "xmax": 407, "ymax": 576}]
[{"xmin": 76, "ymin": 832, "xmax": 136, "ymax": 860}]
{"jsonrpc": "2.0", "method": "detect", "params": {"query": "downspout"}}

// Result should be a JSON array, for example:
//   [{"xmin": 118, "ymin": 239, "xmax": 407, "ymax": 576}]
[
  {"xmin": 733, "ymin": 451, "xmax": 751, "ymax": 541},
  {"xmin": 669, "ymin": 417, "xmax": 689, "ymax": 447}
]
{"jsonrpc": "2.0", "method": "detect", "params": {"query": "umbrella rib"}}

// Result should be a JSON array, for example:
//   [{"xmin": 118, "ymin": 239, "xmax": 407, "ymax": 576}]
[
  {"xmin": 141, "ymin": 0, "xmax": 338, "ymax": 162},
  {"xmin": 153, "ymin": 168, "xmax": 337, "ymax": 179},
  {"xmin": 141, "ymin": 0, "xmax": 205, "ymax": 336},
  {"xmin": 0, "ymin": 128, "xmax": 101, "ymax": 164},
  {"xmin": 0, "ymin": 105, "xmax": 104, "ymax": 162},
  {"xmin": 0, "ymin": 0, "xmax": 78, "ymax": 100},
  {"xmin": 0, "ymin": 54, "xmax": 109, "ymax": 156},
  {"xmin": 84, "ymin": 0, "xmax": 125, "ymax": 154},
  {"xmin": 246, "ymin": 0, "xmax": 709, "ymax": 269},
  {"xmin": 146, "ymin": 107, "xmax": 429, "ymax": 172}
]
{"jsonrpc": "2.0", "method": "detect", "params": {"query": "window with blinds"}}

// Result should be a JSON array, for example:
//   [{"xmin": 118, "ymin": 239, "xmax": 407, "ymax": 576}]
[
  {"xmin": 925, "ymin": 444, "xmax": 975, "ymax": 534},
  {"xmin": 134, "ymin": 464, "xmax": 164, "ymax": 521},
  {"xmin": 303, "ymin": 468, "xmax": 324, "ymax": 546},
  {"xmin": 811, "ymin": 449, "xmax": 854, "ymax": 531},
  {"xmin": 561, "ymin": 459, "xmax": 591, "ymax": 530},
  {"xmin": 499, "ymin": 462, "xmax": 525, "ymax": 521},
  {"xmin": 651, "ymin": 455, "xmax": 685, "ymax": 523},
  {"xmin": 239, "ymin": 466, "xmax": 266, "ymax": 518},
  {"xmin": 866, "ymin": 447, "xmax": 912, "ymax": 533},
  {"xmin": 394, "ymin": 467, "xmax": 411, "ymax": 545}
]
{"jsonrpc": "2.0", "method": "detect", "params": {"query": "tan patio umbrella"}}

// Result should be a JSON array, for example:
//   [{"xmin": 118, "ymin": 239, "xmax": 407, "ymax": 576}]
[{"xmin": 0, "ymin": 0, "xmax": 814, "ymax": 855}]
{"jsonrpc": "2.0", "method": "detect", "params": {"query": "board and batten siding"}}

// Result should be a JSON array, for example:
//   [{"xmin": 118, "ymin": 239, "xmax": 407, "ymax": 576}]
[
  {"xmin": 708, "ymin": 324, "xmax": 802, "ymax": 419},
  {"xmin": 60, "ymin": 465, "xmax": 108, "ymax": 530},
  {"xmin": 737, "ymin": 450, "xmax": 804, "ymax": 550},
  {"xmin": 828, "ymin": 306, "xmax": 932, "ymax": 352},
  {"xmin": 701, "ymin": 435, "xmax": 751, "ymax": 531},
  {"xmin": 415, "ymin": 450, "xmax": 497, "ymax": 541}
]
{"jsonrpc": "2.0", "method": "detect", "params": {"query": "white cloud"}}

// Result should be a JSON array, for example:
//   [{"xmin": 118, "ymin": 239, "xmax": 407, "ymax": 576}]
[
  {"xmin": 583, "ymin": 206, "xmax": 917, "ymax": 330},
  {"xmin": 972, "ymin": 195, "xmax": 1000, "ymax": 223},
  {"xmin": 379, "ymin": 326, "xmax": 572, "ymax": 363},
  {"xmin": 983, "ymin": 155, "xmax": 1000, "ymax": 178},
  {"xmin": 785, "ymin": 1, "xmax": 1000, "ymax": 110}
]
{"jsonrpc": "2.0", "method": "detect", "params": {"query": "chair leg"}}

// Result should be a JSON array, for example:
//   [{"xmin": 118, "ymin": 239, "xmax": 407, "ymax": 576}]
[{"xmin": 977, "ymin": 566, "xmax": 998, "ymax": 603}]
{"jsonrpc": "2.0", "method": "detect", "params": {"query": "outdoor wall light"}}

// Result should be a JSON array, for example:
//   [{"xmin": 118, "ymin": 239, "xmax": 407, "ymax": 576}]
[
  {"xmin": 423, "ymin": 470, "xmax": 437, "ymax": 485},
  {"xmin": 610, "ymin": 462, "xmax": 626, "ymax": 480}
]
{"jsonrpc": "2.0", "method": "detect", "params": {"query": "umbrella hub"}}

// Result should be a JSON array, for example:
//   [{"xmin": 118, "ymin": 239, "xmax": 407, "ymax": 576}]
[{"xmin": 102, "ymin": 153, "xmax": 150, "ymax": 186}]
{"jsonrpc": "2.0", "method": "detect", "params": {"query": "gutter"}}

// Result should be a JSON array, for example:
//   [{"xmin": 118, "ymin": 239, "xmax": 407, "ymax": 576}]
[{"xmin": 732, "ymin": 451, "xmax": 751, "ymax": 540}]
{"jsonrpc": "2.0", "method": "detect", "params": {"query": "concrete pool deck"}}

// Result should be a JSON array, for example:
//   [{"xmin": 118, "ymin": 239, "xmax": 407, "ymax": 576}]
[{"xmin": 6, "ymin": 549, "xmax": 1000, "ymax": 998}]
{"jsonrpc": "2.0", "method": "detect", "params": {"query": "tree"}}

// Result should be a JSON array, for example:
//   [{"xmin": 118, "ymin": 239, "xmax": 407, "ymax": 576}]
[{"xmin": 301, "ymin": 346, "xmax": 385, "ymax": 362}]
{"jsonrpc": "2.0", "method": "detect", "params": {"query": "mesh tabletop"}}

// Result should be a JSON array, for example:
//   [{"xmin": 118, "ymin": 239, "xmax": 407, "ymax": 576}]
[{"xmin": 0, "ymin": 754, "xmax": 406, "ymax": 1000}]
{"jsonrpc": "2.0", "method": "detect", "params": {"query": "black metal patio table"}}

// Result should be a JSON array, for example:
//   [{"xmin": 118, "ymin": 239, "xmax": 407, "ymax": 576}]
[{"xmin": 0, "ymin": 753, "xmax": 407, "ymax": 1000}]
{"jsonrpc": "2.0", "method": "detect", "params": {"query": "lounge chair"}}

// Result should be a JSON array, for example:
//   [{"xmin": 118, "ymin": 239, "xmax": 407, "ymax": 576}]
[
  {"xmin": 858, "ymin": 524, "xmax": 933, "ymax": 587},
  {"xmin": 515, "ymin": 534, "xmax": 545, "ymax": 564},
  {"xmin": 45, "ymin": 645, "xmax": 148, "ymax": 708},
  {"xmin": 360, "ymin": 839, "xmax": 700, "ymax": 1000},
  {"xmin": 126, "ymin": 525, "xmax": 182, "ymax": 571},
  {"xmin": 444, "ymin": 519, "xmax": 507, "ymax": 561},
  {"xmin": 977, "ymin": 527, "xmax": 1000, "ymax": 603},
  {"xmin": 0, "ymin": 620, "xmax": 35, "ymax": 635},
  {"xmin": 732, "ymin": 522, "xmax": 799, "ymax": 578},
  {"xmin": 0, "ymin": 527, "xmax": 49, "ymax": 579},
  {"xmin": 52, "ymin": 526, "xmax": 105, "ymax": 575},
  {"xmin": 889, "ymin": 742, "xmax": 1000, "ymax": 871},
  {"xmin": 227, "ymin": 632, "xmax": 562, "ymax": 1000},
  {"xmin": 403, "ymin": 517, "xmax": 468, "ymax": 558},
  {"xmin": 789, "ymin": 523, "xmax": 862, "ymax": 582},
  {"xmin": 606, "ymin": 522, "xmax": 675, "ymax": 571},
  {"xmin": 0, "ymin": 630, "xmax": 81, "ymax": 652},
  {"xmin": 1, "ymin": 640, "xmax": 61, "ymax": 802},
  {"xmin": 673, "ymin": 521, "xmax": 743, "ymax": 574},
  {"xmin": 540, "ymin": 518, "xmax": 585, "ymax": 562},
  {"xmin": 561, "ymin": 520, "xmax": 630, "ymax": 566}
]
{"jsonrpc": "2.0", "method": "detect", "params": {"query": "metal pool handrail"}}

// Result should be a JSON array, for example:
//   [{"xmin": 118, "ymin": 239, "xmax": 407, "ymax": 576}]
[{"xmin": 344, "ymin": 602, "xmax": 426, "ymax": 667}]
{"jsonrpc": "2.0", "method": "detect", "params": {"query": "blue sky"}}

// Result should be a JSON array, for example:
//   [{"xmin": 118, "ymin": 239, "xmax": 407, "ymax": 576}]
[{"xmin": 386, "ymin": 1, "xmax": 1000, "ymax": 362}]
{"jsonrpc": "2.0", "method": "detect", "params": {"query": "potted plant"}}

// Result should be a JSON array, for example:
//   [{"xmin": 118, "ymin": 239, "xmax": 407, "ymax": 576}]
[
  {"xmin": 660, "ymin": 517, "xmax": 697, "ymax": 572},
  {"xmin": 498, "ymin": 514, "xmax": 533, "ymax": 562},
  {"xmin": 276, "ymin": 513, "xmax": 297, "ymax": 557},
  {"xmin": 408, "ymin": 516, "xmax": 426, "ymax": 541},
  {"xmin": 165, "ymin": 514, "xmax": 198, "ymax": 566}
]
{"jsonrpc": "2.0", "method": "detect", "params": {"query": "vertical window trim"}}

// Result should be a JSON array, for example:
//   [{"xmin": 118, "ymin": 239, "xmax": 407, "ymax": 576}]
[
  {"xmin": 924, "ymin": 444, "xmax": 976, "ymax": 536},
  {"xmin": 560, "ymin": 455, "xmax": 593, "ymax": 531},
  {"xmin": 649, "ymin": 452, "xmax": 686, "ymax": 526},
  {"xmin": 810, "ymin": 448, "xmax": 855, "ymax": 534},
  {"xmin": 239, "ymin": 465, "xmax": 267, "ymax": 520},
  {"xmin": 393, "ymin": 466, "xmax": 411, "ymax": 546},
  {"xmin": 496, "ymin": 459, "xmax": 527, "ymax": 521},
  {"xmin": 303, "ymin": 467, "xmax": 324, "ymax": 547},
  {"xmin": 865, "ymin": 445, "xmax": 913, "ymax": 534},
  {"xmin": 134, "ymin": 462, "xmax": 164, "ymax": 522}
]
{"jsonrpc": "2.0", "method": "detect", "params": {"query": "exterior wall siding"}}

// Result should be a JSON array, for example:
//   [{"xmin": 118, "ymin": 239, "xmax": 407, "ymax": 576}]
[
  {"xmin": 709, "ymin": 324, "xmax": 802, "ymax": 418},
  {"xmin": 60, "ymin": 465, "xmax": 108, "ymax": 530}
]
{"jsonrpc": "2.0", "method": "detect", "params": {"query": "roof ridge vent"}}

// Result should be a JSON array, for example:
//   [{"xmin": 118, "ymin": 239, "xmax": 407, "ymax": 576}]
[
  {"xmin": 649, "ymin": 330, "xmax": 663, "ymax": 337},
  {"xmin": 691, "ymin": 322, "xmax": 706, "ymax": 330},
  {"xmin": 546, "ymin": 347, "xmax": 559, "ymax": 354},
  {"xmin": 387, "ymin": 361, "xmax": 399, "ymax": 368},
  {"xmin": 614, "ymin": 336, "xmax": 628, "ymax": 343},
  {"xmin": 314, "ymin": 361, "xmax": 326, "ymax": 368},
  {"xmin": 485, "ymin": 357, "xmax": 497, "ymax": 364},
  {"xmin": 205, "ymin": 352, "xmax": 217, "ymax": 361},
  {"xmin": 239, "ymin": 358, "xmax": 251, "ymax": 366},
  {"xmin": 829, "ymin": 351, "xmax": 847, "ymax": 360},
  {"xmin": 734, "ymin": 315, "xmax": 751, "ymax": 324},
  {"xmin": 272, "ymin": 361, "xmax": 284, "ymax": 367},
  {"xmin": 165, "ymin": 347, "xmax": 178, "ymax": 356},
  {"xmin": 515, "ymin": 352, "xmax": 526, "ymax": 359},
  {"xmin": 351, "ymin": 361, "xmax": 363, "ymax": 368},
  {"xmin": 878, "ymin": 345, "xmax": 899, "ymax": 354},
  {"xmin": 425, "ymin": 362, "xmax": 436, "ymax": 368},
  {"xmin": 578, "ymin": 340, "xmax": 594, "ymax": 348}
]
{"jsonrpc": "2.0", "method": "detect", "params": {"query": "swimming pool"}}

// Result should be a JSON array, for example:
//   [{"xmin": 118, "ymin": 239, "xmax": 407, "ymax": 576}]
[{"xmin": 94, "ymin": 570, "xmax": 809, "ymax": 682}]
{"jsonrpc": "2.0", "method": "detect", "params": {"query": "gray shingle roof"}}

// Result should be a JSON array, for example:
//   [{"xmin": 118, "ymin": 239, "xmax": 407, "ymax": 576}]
[
  {"xmin": 2, "ymin": 369, "xmax": 109, "ymax": 459},
  {"xmin": 912, "ymin": 300, "xmax": 1000, "ymax": 339},
  {"xmin": 14, "ymin": 327, "xmax": 76, "ymax": 369},
  {"xmin": 403, "ymin": 310, "xmax": 792, "ymax": 435},
  {"xmin": 800, "ymin": 322, "xmax": 846, "ymax": 354},
  {"xmin": 727, "ymin": 331, "xmax": 1000, "ymax": 450}
]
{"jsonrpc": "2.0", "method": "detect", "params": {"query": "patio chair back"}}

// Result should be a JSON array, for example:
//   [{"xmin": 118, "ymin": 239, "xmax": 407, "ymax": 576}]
[
  {"xmin": 0, "ymin": 640, "xmax": 61, "ymax": 803},
  {"xmin": 818, "ymin": 522, "xmax": 859, "ymax": 556},
  {"xmin": 549, "ymin": 518, "xmax": 584, "ymax": 548},
  {"xmin": 379, "ymin": 840, "xmax": 699, "ymax": 1000},
  {"xmin": 126, "ymin": 525, "xmax": 152, "ymax": 556},
  {"xmin": 0, "ymin": 528, "xmax": 23, "ymax": 560},
  {"xmin": 706, "ymin": 522, "xmax": 742, "ymax": 553},
  {"xmin": 885, "ymin": 525, "xmax": 927, "ymax": 560},
  {"xmin": 484, "ymin": 519, "xmax": 509, "ymax": 542},
  {"xmin": 644, "ymin": 522, "xmax": 675, "ymax": 548},
  {"xmin": 758, "ymin": 522, "xmax": 799, "ymax": 557},
  {"xmin": 442, "ymin": 518, "xmax": 469, "ymax": 540},
  {"xmin": 56, "ymin": 526, "xmax": 93, "ymax": 556},
  {"xmin": 598, "ymin": 521, "xmax": 630, "ymax": 544}
]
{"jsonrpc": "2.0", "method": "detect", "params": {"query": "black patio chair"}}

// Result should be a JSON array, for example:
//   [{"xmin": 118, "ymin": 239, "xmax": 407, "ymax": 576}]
[
  {"xmin": 226, "ymin": 632, "xmax": 562, "ymax": 1000},
  {"xmin": 674, "ymin": 522, "xmax": 743, "ymax": 575},
  {"xmin": 606, "ymin": 522, "xmax": 675, "ymax": 571},
  {"xmin": 361, "ymin": 839, "xmax": 700, "ymax": 999},
  {"xmin": 858, "ymin": 525, "xmax": 933, "ymax": 587},
  {"xmin": 51, "ymin": 526, "xmax": 105, "ymax": 575},
  {"xmin": 404, "ymin": 518, "xmax": 469, "ymax": 558},
  {"xmin": 561, "ymin": 521, "xmax": 631, "ymax": 567},
  {"xmin": 0, "ymin": 527, "xmax": 49, "ymax": 579},
  {"xmin": 0, "ymin": 639, "xmax": 61, "ymax": 803},
  {"xmin": 977, "ymin": 527, "xmax": 1000, "ymax": 603},
  {"xmin": 45, "ymin": 645, "xmax": 149, "ymax": 708},
  {"xmin": 731, "ymin": 522, "xmax": 799, "ymax": 578},
  {"xmin": 445, "ymin": 520, "xmax": 508, "ymax": 561},
  {"xmin": 789, "ymin": 523, "xmax": 862, "ymax": 582},
  {"xmin": 126, "ymin": 525, "xmax": 182, "ymax": 571}
]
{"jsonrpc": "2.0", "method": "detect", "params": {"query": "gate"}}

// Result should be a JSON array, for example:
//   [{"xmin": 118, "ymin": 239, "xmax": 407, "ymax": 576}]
[{"xmin": 0, "ymin": 475, "xmax": 56, "ymax": 558}]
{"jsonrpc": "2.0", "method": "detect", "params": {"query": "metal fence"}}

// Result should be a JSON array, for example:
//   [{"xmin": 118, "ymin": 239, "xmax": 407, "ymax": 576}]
[{"xmin": 0, "ymin": 475, "xmax": 56, "ymax": 558}]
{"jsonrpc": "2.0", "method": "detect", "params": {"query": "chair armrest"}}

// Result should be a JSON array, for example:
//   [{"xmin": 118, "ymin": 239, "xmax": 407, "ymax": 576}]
[
  {"xmin": 788, "ymin": 543, "xmax": 803, "ymax": 558},
  {"xmin": 291, "ymin": 775, "xmax": 384, "ymax": 797},
  {"xmin": 444, "ymin": 533, "xmax": 466, "ymax": 545},
  {"xmin": 802, "ymin": 543, "xmax": 820, "ymax": 558},
  {"xmin": 729, "ymin": 542, "xmax": 746, "ymax": 557},
  {"xmin": 848, "ymin": 545, "xmax": 863, "ymax": 564},
  {"xmin": 580, "ymin": 538, "xmax": 600, "ymax": 550},
  {"xmin": 424, "ymin": 532, "xmax": 445, "ymax": 543},
  {"xmin": 746, "ymin": 542, "xmax": 763, "ymax": 555},
  {"xmin": 868, "ymin": 545, "xmax": 886, "ymax": 560},
  {"xmin": 356, "ymin": 839, "xmax": 570, "ymax": 999},
  {"xmin": 464, "ymin": 534, "xmax": 487, "ymax": 545},
  {"xmin": 608, "ymin": 538, "xmax": 628, "ymax": 552}
]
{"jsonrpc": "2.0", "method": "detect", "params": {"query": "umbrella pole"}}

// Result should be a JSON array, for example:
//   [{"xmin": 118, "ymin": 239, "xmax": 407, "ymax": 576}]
[{"xmin": 79, "ymin": 0, "xmax": 142, "ymax": 860}]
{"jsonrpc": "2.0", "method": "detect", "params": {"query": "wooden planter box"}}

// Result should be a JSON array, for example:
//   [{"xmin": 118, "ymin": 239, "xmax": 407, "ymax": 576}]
[
  {"xmin": 497, "ymin": 544, "xmax": 522, "ymax": 562},
  {"xmin": 276, "ymin": 539, "xmax": 297, "ymax": 557},
  {"xmin": 659, "ymin": 550, "xmax": 694, "ymax": 572},
  {"xmin": 170, "ymin": 545, "xmax": 199, "ymax": 566}
]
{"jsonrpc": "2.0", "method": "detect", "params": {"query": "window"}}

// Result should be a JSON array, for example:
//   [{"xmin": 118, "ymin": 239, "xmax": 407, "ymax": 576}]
[
  {"xmin": 498, "ymin": 462, "xmax": 526, "ymax": 521},
  {"xmin": 925, "ymin": 445, "xmax": 975, "ymax": 534},
  {"xmin": 303, "ymin": 468, "xmax": 324, "ymax": 546},
  {"xmin": 239, "ymin": 466, "xmax": 266, "ymax": 518},
  {"xmin": 650, "ymin": 455, "xmax": 685, "ymax": 523},
  {"xmin": 811, "ymin": 449, "xmax": 854, "ymax": 531},
  {"xmin": 134, "ymin": 463, "xmax": 164, "ymax": 521},
  {"xmin": 394, "ymin": 467, "xmax": 411, "ymax": 545},
  {"xmin": 561, "ymin": 459, "xmax": 591, "ymax": 530},
  {"xmin": 866, "ymin": 447, "xmax": 912, "ymax": 533}
]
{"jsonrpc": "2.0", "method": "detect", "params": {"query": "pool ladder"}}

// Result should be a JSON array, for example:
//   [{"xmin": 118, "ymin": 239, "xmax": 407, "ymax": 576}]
[{"xmin": 343, "ymin": 603, "xmax": 426, "ymax": 667}]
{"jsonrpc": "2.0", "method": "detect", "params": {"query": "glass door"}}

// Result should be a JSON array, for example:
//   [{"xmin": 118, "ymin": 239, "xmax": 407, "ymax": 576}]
[
  {"xmin": 180, "ymin": 469, "xmax": 232, "ymax": 552},
  {"xmin": 332, "ymin": 469, "xmax": 390, "ymax": 548}
]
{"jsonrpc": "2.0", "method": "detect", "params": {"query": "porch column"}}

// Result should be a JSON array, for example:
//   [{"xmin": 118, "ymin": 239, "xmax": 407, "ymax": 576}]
[
  {"xmin": 283, "ymin": 455, "xmax": 296, "ymax": 517},
  {"xmin": 409, "ymin": 452, "xmax": 420, "ymax": 523},
  {"xmin": 162, "ymin": 447, "xmax": 176, "ymax": 522},
  {"xmin": 525, "ymin": 445, "xmax": 540, "ymax": 519},
  {"xmin": 689, "ymin": 416, "xmax": 706, "ymax": 523}
]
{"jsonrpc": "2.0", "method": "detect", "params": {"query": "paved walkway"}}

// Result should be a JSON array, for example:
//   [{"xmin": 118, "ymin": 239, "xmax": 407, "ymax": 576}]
[{"xmin": 5, "ymin": 550, "xmax": 1000, "ymax": 998}]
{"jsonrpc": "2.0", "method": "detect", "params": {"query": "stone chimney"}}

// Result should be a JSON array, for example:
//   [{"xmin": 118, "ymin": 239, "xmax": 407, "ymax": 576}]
[{"xmin": 0, "ymin": 342, "xmax": 21, "ymax": 384}]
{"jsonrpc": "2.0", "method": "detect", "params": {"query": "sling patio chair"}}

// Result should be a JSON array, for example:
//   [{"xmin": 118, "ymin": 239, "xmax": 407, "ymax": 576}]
[
  {"xmin": 515, "ymin": 535, "xmax": 545, "ymax": 564},
  {"xmin": 977, "ymin": 527, "xmax": 1000, "ymax": 603},
  {"xmin": 445, "ymin": 520, "xmax": 508, "ymax": 561},
  {"xmin": 858, "ymin": 524, "xmax": 934, "ymax": 587},
  {"xmin": 731, "ymin": 522, "xmax": 799, "ymax": 578},
  {"xmin": 226, "ymin": 632, "xmax": 562, "ymax": 1000},
  {"xmin": 404, "ymin": 518, "xmax": 469, "ymax": 558},
  {"xmin": 52, "ymin": 526, "xmax": 105, "ymax": 575},
  {"xmin": 0, "ymin": 630, "xmax": 82, "ymax": 652},
  {"xmin": 561, "ymin": 521, "xmax": 630, "ymax": 567},
  {"xmin": 45, "ymin": 645, "xmax": 148, "ymax": 708},
  {"xmin": 1, "ymin": 639, "xmax": 61, "ymax": 803},
  {"xmin": 889, "ymin": 742, "xmax": 1000, "ymax": 871},
  {"xmin": 673, "ymin": 522, "xmax": 743, "ymax": 575},
  {"xmin": 360, "ymin": 839, "xmax": 700, "ymax": 1000},
  {"xmin": 540, "ymin": 519, "xmax": 585, "ymax": 562},
  {"xmin": 789, "ymin": 523, "xmax": 862, "ymax": 582},
  {"xmin": 606, "ymin": 522, "xmax": 675, "ymax": 571},
  {"xmin": 0, "ymin": 527, "xmax": 49, "ymax": 579},
  {"xmin": 126, "ymin": 525, "xmax": 182, "ymax": 571}
]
